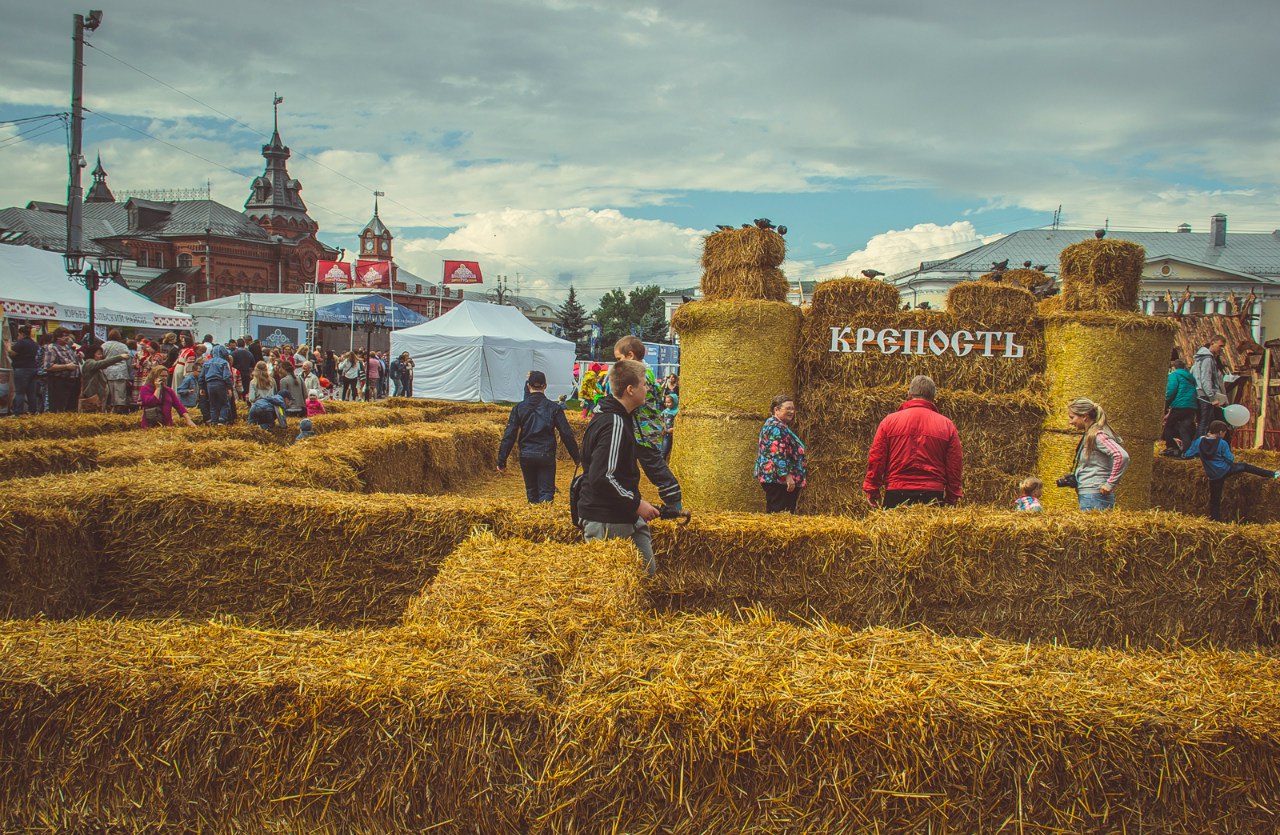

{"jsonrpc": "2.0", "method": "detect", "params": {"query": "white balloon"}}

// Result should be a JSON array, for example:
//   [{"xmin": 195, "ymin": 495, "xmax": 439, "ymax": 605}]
[{"xmin": 1223, "ymin": 404, "xmax": 1250, "ymax": 427}]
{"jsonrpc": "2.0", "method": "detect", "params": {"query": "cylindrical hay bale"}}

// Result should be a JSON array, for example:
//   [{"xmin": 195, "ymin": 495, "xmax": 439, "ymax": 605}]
[
  {"xmin": 946, "ymin": 280, "xmax": 1038, "ymax": 324},
  {"xmin": 670, "ymin": 300, "xmax": 801, "ymax": 414},
  {"xmin": 1037, "ymin": 429, "xmax": 1154, "ymax": 510},
  {"xmin": 701, "ymin": 226, "xmax": 785, "ymax": 270},
  {"xmin": 809, "ymin": 278, "xmax": 901, "ymax": 318},
  {"xmin": 669, "ymin": 411, "xmax": 770, "ymax": 513},
  {"xmin": 1060, "ymin": 238, "xmax": 1145, "ymax": 312},
  {"xmin": 700, "ymin": 266, "xmax": 790, "ymax": 302},
  {"xmin": 1041, "ymin": 312, "xmax": 1177, "ymax": 440}
]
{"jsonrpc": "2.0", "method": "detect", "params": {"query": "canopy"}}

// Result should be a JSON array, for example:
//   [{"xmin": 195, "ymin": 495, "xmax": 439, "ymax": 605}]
[
  {"xmin": 182, "ymin": 292, "xmax": 425, "ymax": 328},
  {"xmin": 0, "ymin": 244, "xmax": 193, "ymax": 329},
  {"xmin": 391, "ymin": 300, "xmax": 576, "ymax": 402}
]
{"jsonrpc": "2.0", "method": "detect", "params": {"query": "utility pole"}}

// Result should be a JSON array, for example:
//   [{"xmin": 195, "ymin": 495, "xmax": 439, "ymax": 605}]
[{"xmin": 66, "ymin": 10, "xmax": 102, "ymax": 271}]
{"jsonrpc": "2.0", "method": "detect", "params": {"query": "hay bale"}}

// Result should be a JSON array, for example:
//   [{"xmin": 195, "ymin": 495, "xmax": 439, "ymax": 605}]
[
  {"xmin": 984, "ymin": 267, "xmax": 1053, "ymax": 291},
  {"xmin": 809, "ymin": 277, "xmax": 901, "ymax": 317},
  {"xmin": 1060, "ymin": 237, "xmax": 1145, "ymax": 312},
  {"xmin": 669, "ymin": 410, "xmax": 769, "ymax": 513},
  {"xmin": 540, "ymin": 615, "xmax": 1280, "ymax": 832},
  {"xmin": 0, "ymin": 619, "xmax": 547, "ymax": 832},
  {"xmin": 670, "ymin": 299, "xmax": 801, "ymax": 414},
  {"xmin": 403, "ymin": 532, "xmax": 644, "ymax": 683},
  {"xmin": 945, "ymin": 279, "xmax": 1038, "ymax": 323},
  {"xmin": 0, "ymin": 436, "xmax": 102, "ymax": 480},
  {"xmin": 0, "ymin": 504, "xmax": 96, "ymax": 618},
  {"xmin": 700, "ymin": 225, "xmax": 786, "ymax": 270},
  {"xmin": 1037, "ymin": 429, "xmax": 1154, "ymax": 510},
  {"xmin": 1038, "ymin": 293, "xmax": 1065, "ymax": 315},
  {"xmin": 700, "ymin": 265, "xmax": 791, "ymax": 302},
  {"xmin": 290, "ymin": 423, "xmax": 500, "ymax": 494},
  {"xmin": 797, "ymin": 307, "xmax": 1046, "ymax": 394},
  {"xmin": 0, "ymin": 411, "xmax": 137, "ymax": 443},
  {"xmin": 1042, "ymin": 311, "xmax": 1178, "ymax": 440}
]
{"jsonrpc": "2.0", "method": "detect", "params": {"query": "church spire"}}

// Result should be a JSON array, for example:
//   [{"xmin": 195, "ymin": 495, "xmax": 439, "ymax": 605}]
[
  {"xmin": 359, "ymin": 191, "xmax": 392, "ymax": 258},
  {"xmin": 85, "ymin": 152, "xmax": 115, "ymax": 203},
  {"xmin": 244, "ymin": 94, "xmax": 316, "ymax": 238}
]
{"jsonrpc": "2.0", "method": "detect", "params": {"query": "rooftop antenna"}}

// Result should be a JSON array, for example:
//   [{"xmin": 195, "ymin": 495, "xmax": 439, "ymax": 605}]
[{"xmin": 1052, "ymin": 205, "xmax": 1061, "ymax": 231}]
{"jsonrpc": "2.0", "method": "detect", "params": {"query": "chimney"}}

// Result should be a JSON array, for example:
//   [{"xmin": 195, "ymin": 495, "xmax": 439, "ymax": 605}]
[
  {"xmin": 1176, "ymin": 223, "xmax": 1191, "ymax": 233},
  {"xmin": 1210, "ymin": 214, "xmax": 1226, "ymax": 247}
]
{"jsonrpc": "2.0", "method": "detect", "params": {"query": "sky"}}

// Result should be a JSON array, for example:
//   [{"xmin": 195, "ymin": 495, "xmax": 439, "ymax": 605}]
[{"xmin": 2, "ymin": 0, "xmax": 1278, "ymax": 306}]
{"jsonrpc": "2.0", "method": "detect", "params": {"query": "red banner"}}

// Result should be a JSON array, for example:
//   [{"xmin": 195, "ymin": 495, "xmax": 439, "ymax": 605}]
[
  {"xmin": 316, "ymin": 260, "xmax": 353, "ymax": 286},
  {"xmin": 443, "ymin": 260, "xmax": 483, "ymax": 285},
  {"xmin": 354, "ymin": 260, "xmax": 392, "ymax": 289}
]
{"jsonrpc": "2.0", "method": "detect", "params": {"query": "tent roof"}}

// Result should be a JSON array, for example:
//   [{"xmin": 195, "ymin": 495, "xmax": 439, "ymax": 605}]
[
  {"xmin": 395, "ymin": 299, "xmax": 571, "ymax": 347},
  {"xmin": 183, "ymin": 291, "xmax": 425, "ymax": 328},
  {"xmin": 0, "ymin": 243, "xmax": 192, "ymax": 328}
]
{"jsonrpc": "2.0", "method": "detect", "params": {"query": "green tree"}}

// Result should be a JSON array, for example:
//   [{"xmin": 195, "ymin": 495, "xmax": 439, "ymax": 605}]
[
  {"xmin": 592, "ymin": 285, "xmax": 666, "ymax": 349},
  {"xmin": 556, "ymin": 285, "xmax": 590, "ymax": 357}
]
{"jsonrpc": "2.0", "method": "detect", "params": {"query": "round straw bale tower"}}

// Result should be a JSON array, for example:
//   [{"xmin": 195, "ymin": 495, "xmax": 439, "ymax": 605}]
[
  {"xmin": 670, "ymin": 299, "xmax": 802, "ymax": 512},
  {"xmin": 699, "ymin": 226, "xmax": 790, "ymax": 302},
  {"xmin": 1036, "ymin": 238, "xmax": 1177, "ymax": 510},
  {"xmin": 1060, "ymin": 237, "xmax": 1145, "ymax": 312}
]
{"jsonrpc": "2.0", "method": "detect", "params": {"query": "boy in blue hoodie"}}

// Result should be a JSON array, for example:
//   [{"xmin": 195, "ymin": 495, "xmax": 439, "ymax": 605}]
[{"xmin": 1184, "ymin": 420, "xmax": 1279, "ymax": 521}]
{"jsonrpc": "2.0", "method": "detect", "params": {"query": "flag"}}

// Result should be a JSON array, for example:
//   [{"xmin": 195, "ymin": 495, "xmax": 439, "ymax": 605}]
[
  {"xmin": 354, "ymin": 260, "xmax": 392, "ymax": 289},
  {"xmin": 443, "ymin": 260, "xmax": 483, "ymax": 285},
  {"xmin": 316, "ymin": 260, "xmax": 353, "ymax": 287}
]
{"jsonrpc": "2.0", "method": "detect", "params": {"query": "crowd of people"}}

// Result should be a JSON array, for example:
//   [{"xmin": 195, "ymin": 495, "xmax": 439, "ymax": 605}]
[{"xmin": 3, "ymin": 327, "xmax": 417, "ymax": 436}]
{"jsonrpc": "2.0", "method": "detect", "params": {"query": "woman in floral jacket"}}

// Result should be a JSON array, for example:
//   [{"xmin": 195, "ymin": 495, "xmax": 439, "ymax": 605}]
[{"xmin": 754, "ymin": 394, "xmax": 807, "ymax": 514}]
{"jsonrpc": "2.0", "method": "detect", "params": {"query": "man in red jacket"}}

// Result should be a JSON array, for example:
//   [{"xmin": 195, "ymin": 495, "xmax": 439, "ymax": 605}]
[{"xmin": 863, "ymin": 375, "xmax": 963, "ymax": 508}]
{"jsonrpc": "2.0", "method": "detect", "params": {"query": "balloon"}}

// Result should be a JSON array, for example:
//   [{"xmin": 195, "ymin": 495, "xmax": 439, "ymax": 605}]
[{"xmin": 1223, "ymin": 404, "xmax": 1250, "ymax": 427}]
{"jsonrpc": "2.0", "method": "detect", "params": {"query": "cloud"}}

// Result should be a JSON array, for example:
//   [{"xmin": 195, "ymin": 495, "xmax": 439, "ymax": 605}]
[
  {"xmin": 799, "ymin": 221, "xmax": 999, "ymax": 280},
  {"xmin": 394, "ymin": 208, "xmax": 705, "ymax": 304}
]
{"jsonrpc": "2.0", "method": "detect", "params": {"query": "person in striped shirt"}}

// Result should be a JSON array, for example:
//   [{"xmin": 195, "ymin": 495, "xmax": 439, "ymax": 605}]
[{"xmin": 1066, "ymin": 397, "xmax": 1129, "ymax": 511}]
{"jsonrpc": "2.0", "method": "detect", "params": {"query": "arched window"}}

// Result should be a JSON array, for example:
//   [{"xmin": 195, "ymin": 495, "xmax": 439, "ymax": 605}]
[{"xmin": 178, "ymin": 253, "xmax": 192, "ymax": 268}]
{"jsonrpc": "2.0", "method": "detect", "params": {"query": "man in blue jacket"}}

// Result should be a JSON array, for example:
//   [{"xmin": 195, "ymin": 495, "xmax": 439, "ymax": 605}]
[
  {"xmin": 198, "ymin": 344, "xmax": 234, "ymax": 425},
  {"xmin": 497, "ymin": 370, "xmax": 580, "ymax": 504},
  {"xmin": 248, "ymin": 390, "xmax": 292, "ymax": 429},
  {"xmin": 1162, "ymin": 358, "xmax": 1198, "ymax": 456}
]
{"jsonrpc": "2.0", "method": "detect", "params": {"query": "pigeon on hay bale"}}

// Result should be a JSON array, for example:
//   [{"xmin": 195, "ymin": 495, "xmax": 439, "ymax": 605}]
[{"xmin": 861, "ymin": 269, "xmax": 885, "ymax": 279}]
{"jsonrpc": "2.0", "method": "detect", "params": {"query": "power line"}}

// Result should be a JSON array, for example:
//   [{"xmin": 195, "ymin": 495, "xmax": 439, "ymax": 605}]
[
  {"xmin": 0, "ymin": 112, "xmax": 69, "ymax": 126},
  {"xmin": 0, "ymin": 118, "xmax": 67, "ymax": 150}
]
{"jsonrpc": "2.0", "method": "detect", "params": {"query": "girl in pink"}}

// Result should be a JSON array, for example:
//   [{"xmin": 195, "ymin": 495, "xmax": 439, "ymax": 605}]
[{"xmin": 305, "ymin": 392, "xmax": 327, "ymax": 417}]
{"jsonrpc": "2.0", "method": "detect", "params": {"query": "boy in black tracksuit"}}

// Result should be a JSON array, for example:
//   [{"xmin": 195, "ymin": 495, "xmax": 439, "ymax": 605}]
[
  {"xmin": 497, "ymin": 371, "xmax": 580, "ymax": 503},
  {"xmin": 579, "ymin": 359, "xmax": 660, "ymax": 573}
]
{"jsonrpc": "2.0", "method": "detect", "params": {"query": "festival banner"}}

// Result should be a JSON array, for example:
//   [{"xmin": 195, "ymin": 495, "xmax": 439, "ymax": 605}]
[
  {"xmin": 354, "ymin": 260, "xmax": 392, "ymax": 289},
  {"xmin": 316, "ymin": 260, "xmax": 353, "ymax": 286},
  {"xmin": 443, "ymin": 260, "xmax": 483, "ymax": 285}
]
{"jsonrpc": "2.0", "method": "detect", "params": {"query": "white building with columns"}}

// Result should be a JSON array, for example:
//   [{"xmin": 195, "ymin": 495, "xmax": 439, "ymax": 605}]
[{"xmin": 889, "ymin": 215, "xmax": 1280, "ymax": 342}]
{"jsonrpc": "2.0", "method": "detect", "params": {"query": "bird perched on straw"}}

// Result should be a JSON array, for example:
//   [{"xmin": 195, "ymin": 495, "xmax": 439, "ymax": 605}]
[
  {"xmin": 715, "ymin": 225, "xmax": 733, "ymax": 231},
  {"xmin": 861, "ymin": 269, "xmax": 885, "ymax": 279},
  {"xmin": 754, "ymin": 218, "xmax": 775, "ymax": 230},
  {"xmin": 991, "ymin": 259, "xmax": 1009, "ymax": 272},
  {"xmin": 1029, "ymin": 276, "xmax": 1058, "ymax": 300}
]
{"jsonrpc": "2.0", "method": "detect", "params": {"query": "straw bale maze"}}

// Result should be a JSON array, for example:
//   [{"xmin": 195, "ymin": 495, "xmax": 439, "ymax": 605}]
[{"xmin": 3, "ymin": 236, "xmax": 1280, "ymax": 831}]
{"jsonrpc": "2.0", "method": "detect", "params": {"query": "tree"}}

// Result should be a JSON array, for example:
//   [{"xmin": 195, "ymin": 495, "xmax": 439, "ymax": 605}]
[
  {"xmin": 592, "ymin": 285, "xmax": 666, "ymax": 349},
  {"xmin": 556, "ymin": 285, "xmax": 590, "ymax": 357}
]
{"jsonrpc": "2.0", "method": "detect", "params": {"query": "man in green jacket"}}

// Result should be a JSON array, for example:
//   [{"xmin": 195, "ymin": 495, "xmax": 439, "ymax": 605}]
[{"xmin": 1162, "ymin": 358, "xmax": 1198, "ymax": 457}]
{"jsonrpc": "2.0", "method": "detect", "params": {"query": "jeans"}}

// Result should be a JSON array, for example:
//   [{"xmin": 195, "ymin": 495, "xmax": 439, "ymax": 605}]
[
  {"xmin": 583, "ymin": 518, "xmax": 655, "ymax": 575},
  {"xmin": 636, "ymin": 442, "xmax": 681, "ymax": 509},
  {"xmin": 519, "ymin": 455, "xmax": 557, "ymax": 504},
  {"xmin": 206, "ymin": 379, "xmax": 231, "ymax": 425},
  {"xmin": 1197, "ymin": 400, "xmax": 1224, "ymax": 435},
  {"xmin": 1208, "ymin": 462, "xmax": 1277, "ymax": 521},
  {"xmin": 660, "ymin": 434, "xmax": 673, "ymax": 461},
  {"xmin": 1077, "ymin": 490, "xmax": 1116, "ymax": 511},
  {"xmin": 1163, "ymin": 407, "xmax": 1197, "ymax": 453},
  {"xmin": 761, "ymin": 482, "xmax": 800, "ymax": 513},
  {"xmin": 11, "ymin": 368, "xmax": 38, "ymax": 415}
]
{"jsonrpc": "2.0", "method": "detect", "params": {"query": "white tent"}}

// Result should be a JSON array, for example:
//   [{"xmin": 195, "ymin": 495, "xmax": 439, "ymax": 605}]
[
  {"xmin": 0, "ymin": 244, "xmax": 193, "ymax": 331},
  {"xmin": 391, "ymin": 300, "xmax": 576, "ymax": 402}
]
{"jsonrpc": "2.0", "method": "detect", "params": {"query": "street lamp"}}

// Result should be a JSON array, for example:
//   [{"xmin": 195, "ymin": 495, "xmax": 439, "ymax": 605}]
[
  {"xmin": 65, "ymin": 251, "xmax": 122, "ymax": 348},
  {"xmin": 351, "ymin": 302, "xmax": 389, "ymax": 355}
]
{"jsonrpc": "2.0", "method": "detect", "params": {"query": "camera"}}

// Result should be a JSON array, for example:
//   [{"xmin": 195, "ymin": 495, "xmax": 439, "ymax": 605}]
[{"xmin": 1056, "ymin": 473, "xmax": 1078, "ymax": 489}]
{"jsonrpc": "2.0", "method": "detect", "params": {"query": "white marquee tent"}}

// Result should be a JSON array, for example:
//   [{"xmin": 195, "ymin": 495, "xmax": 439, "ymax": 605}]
[
  {"xmin": 391, "ymin": 300, "xmax": 576, "ymax": 402},
  {"xmin": 0, "ymin": 244, "xmax": 193, "ymax": 331}
]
